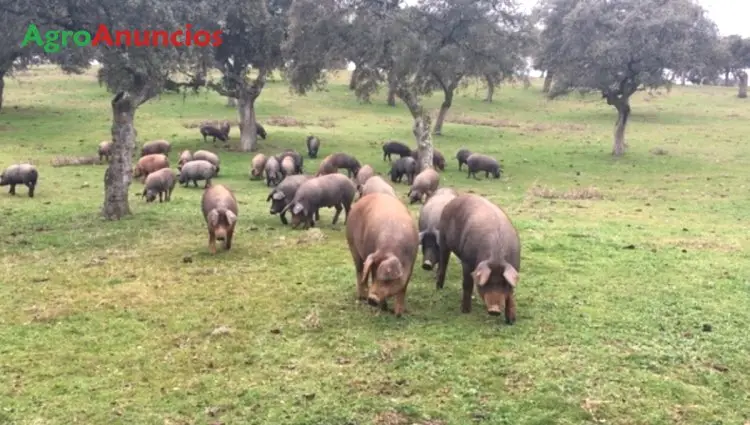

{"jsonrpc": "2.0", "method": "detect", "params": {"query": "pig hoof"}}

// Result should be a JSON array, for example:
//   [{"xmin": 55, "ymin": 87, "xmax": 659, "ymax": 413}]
[
  {"xmin": 367, "ymin": 297, "xmax": 380, "ymax": 307},
  {"xmin": 422, "ymin": 261, "xmax": 433, "ymax": 271},
  {"xmin": 505, "ymin": 317, "xmax": 516, "ymax": 325}
]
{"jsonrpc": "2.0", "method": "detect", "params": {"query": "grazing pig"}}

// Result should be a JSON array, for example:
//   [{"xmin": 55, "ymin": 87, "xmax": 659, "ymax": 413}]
[
  {"xmin": 388, "ymin": 156, "xmax": 417, "ymax": 185},
  {"xmin": 141, "ymin": 139, "xmax": 171, "ymax": 157},
  {"xmin": 436, "ymin": 194, "xmax": 521, "ymax": 323},
  {"xmin": 354, "ymin": 164, "xmax": 375, "ymax": 193},
  {"xmin": 133, "ymin": 154, "xmax": 169, "ymax": 181},
  {"xmin": 98, "ymin": 141, "xmax": 112, "ymax": 162},
  {"xmin": 382, "ymin": 140, "xmax": 412, "ymax": 162},
  {"xmin": 345, "ymin": 192, "xmax": 419, "ymax": 316},
  {"xmin": 466, "ymin": 153, "xmax": 502, "ymax": 179},
  {"xmin": 177, "ymin": 150, "xmax": 193, "ymax": 171},
  {"xmin": 178, "ymin": 159, "xmax": 216, "ymax": 188},
  {"xmin": 360, "ymin": 176, "xmax": 396, "ymax": 198},
  {"xmin": 0, "ymin": 164, "xmax": 38, "ymax": 197},
  {"xmin": 281, "ymin": 173, "xmax": 357, "ymax": 229},
  {"xmin": 256, "ymin": 123, "xmax": 267, "ymax": 139},
  {"xmin": 407, "ymin": 167, "xmax": 440, "ymax": 204},
  {"xmin": 264, "ymin": 156, "xmax": 283, "ymax": 186},
  {"xmin": 417, "ymin": 187, "xmax": 458, "ymax": 270},
  {"xmin": 200, "ymin": 123, "xmax": 229, "ymax": 143},
  {"xmin": 201, "ymin": 184, "xmax": 238, "ymax": 254},
  {"xmin": 277, "ymin": 150, "xmax": 304, "ymax": 174},
  {"xmin": 249, "ymin": 153, "xmax": 267, "ymax": 180},
  {"xmin": 281, "ymin": 156, "xmax": 296, "ymax": 177},
  {"xmin": 411, "ymin": 148, "xmax": 445, "ymax": 171},
  {"xmin": 141, "ymin": 167, "xmax": 176, "ymax": 202},
  {"xmin": 192, "ymin": 150, "xmax": 220, "ymax": 175},
  {"xmin": 266, "ymin": 174, "xmax": 316, "ymax": 225},
  {"xmin": 456, "ymin": 148, "xmax": 472, "ymax": 171},
  {"xmin": 306, "ymin": 136, "xmax": 321, "ymax": 158},
  {"xmin": 316, "ymin": 152, "xmax": 361, "ymax": 177}
]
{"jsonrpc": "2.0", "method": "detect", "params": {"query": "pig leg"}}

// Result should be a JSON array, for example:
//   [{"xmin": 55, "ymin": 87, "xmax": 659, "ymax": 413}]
[
  {"xmin": 193, "ymin": 179, "xmax": 199, "ymax": 188},
  {"xmin": 505, "ymin": 293, "xmax": 516, "ymax": 325},
  {"xmin": 331, "ymin": 204, "xmax": 343, "ymax": 225},
  {"xmin": 392, "ymin": 289, "xmax": 406, "ymax": 317},
  {"xmin": 343, "ymin": 202, "xmax": 351, "ymax": 224},
  {"xmin": 204, "ymin": 178, "xmax": 211, "ymax": 189},
  {"xmin": 353, "ymin": 256, "xmax": 368, "ymax": 301},
  {"xmin": 436, "ymin": 244, "xmax": 450, "ymax": 290},
  {"xmin": 9, "ymin": 184, "xmax": 16, "ymax": 195},
  {"xmin": 485, "ymin": 171, "xmax": 489, "ymax": 179},
  {"xmin": 27, "ymin": 183, "xmax": 35, "ymax": 198},
  {"xmin": 315, "ymin": 209, "xmax": 320, "ymax": 221},
  {"xmin": 279, "ymin": 211, "xmax": 288, "ymax": 225},
  {"xmin": 460, "ymin": 262, "xmax": 475, "ymax": 313},
  {"xmin": 159, "ymin": 192, "xmax": 164, "ymax": 202},
  {"xmin": 225, "ymin": 228, "xmax": 234, "ymax": 250},
  {"xmin": 208, "ymin": 229, "xmax": 217, "ymax": 254}
]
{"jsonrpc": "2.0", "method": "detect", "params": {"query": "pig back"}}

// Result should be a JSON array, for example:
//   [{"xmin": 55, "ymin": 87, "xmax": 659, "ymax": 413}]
[
  {"xmin": 418, "ymin": 188, "xmax": 458, "ymax": 232},
  {"xmin": 202, "ymin": 184, "xmax": 238, "ymax": 218},
  {"xmin": 347, "ymin": 193, "xmax": 419, "ymax": 262},
  {"xmin": 317, "ymin": 173, "xmax": 356, "ymax": 206},
  {"xmin": 439, "ymin": 194, "xmax": 520, "ymax": 268}
]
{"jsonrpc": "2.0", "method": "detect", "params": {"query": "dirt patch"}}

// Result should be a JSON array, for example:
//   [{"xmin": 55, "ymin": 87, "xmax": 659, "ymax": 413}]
[
  {"xmin": 0, "ymin": 125, "xmax": 15, "ymax": 132},
  {"xmin": 182, "ymin": 119, "xmax": 238, "ymax": 129},
  {"xmin": 318, "ymin": 117, "xmax": 336, "ymax": 128},
  {"xmin": 656, "ymin": 237, "xmax": 741, "ymax": 253},
  {"xmin": 373, "ymin": 412, "xmax": 410, "ymax": 425},
  {"xmin": 51, "ymin": 155, "xmax": 102, "ymax": 167},
  {"xmin": 297, "ymin": 228, "xmax": 326, "ymax": 245},
  {"xmin": 447, "ymin": 114, "xmax": 586, "ymax": 132},
  {"xmin": 266, "ymin": 115, "xmax": 310, "ymax": 128},
  {"xmin": 529, "ymin": 185, "xmax": 605, "ymax": 200},
  {"xmin": 650, "ymin": 147, "xmax": 669, "ymax": 156}
]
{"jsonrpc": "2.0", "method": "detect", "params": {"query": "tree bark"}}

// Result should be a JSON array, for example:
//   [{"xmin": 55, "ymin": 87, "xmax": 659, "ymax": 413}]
[
  {"xmin": 609, "ymin": 97, "xmax": 631, "ymax": 157},
  {"xmin": 484, "ymin": 75, "xmax": 495, "ymax": 103},
  {"xmin": 237, "ymin": 92, "xmax": 259, "ymax": 152},
  {"xmin": 433, "ymin": 89, "xmax": 453, "ymax": 136},
  {"xmin": 102, "ymin": 92, "xmax": 137, "ymax": 220},
  {"xmin": 349, "ymin": 66, "xmax": 359, "ymax": 90},
  {"xmin": 386, "ymin": 71, "xmax": 397, "ymax": 106},
  {"xmin": 226, "ymin": 97, "xmax": 237, "ymax": 107},
  {"xmin": 724, "ymin": 70, "xmax": 731, "ymax": 86},
  {"xmin": 0, "ymin": 71, "xmax": 5, "ymax": 113},
  {"xmin": 396, "ymin": 88, "xmax": 433, "ymax": 171},
  {"xmin": 737, "ymin": 71, "xmax": 748, "ymax": 98},
  {"xmin": 542, "ymin": 71, "xmax": 553, "ymax": 93}
]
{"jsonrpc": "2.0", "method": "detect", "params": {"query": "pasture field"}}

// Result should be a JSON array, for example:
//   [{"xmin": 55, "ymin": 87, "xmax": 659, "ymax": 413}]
[{"xmin": 1, "ymin": 66, "xmax": 749, "ymax": 425}]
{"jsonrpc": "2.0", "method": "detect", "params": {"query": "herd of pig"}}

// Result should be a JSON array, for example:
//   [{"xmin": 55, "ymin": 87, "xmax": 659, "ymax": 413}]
[{"xmin": 0, "ymin": 121, "xmax": 518, "ymax": 322}]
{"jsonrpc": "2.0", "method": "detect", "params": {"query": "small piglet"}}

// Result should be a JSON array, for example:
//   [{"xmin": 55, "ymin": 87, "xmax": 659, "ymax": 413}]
[
  {"xmin": 455, "ymin": 148, "xmax": 472, "ymax": 171},
  {"xmin": 407, "ymin": 167, "xmax": 440, "ymax": 204},
  {"xmin": 142, "ymin": 167, "xmax": 176, "ymax": 202},
  {"xmin": 281, "ymin": 173, "xmax": 357, "ymax": 229},
  {"xmin": 177, "ymin": 150, "xmax": 193, "ymax": 171},
  {"xmin": 345, "ymin": 192, "xmax": 419, "ymax": 316},
  {"xmin": 133, "ymin": 154, "xmax": 169, "ymax": 181},
  {"xmin": 250, "ymin": 153, "xmax": 267, "ymax": 180},
  {"xmin": 266, "ymin": 174, "xmax": 315, "ymax": 225},
  {"xmin": 98, "ymin": 141, "xmax": 112, "ymax": 162},
  {"xmin": 417, "ymin": 187, "xmax": 458, "ymax": 270},
  {"xmin": 360, "ymin": 176, "xmax": 396, "ymax": 198},
  {"xmin": 382, "ymin": 141, "xmax": 412, "ymax": 162},
  {"xmin": 264, "ymin": 156, "xmax": 283, "ymax": 187},
  {"xmin": 0, "ymin": 164, "xmax": 38, "ymax": 197},
  {"xmin": 316, "ymin": 153, "xmax": 361, "ymax": 177},
  {"xmin": 201, "ymin": 184, "xmax": 238, "ymax": 254},
  {"xmin": 141, "ymin": 139, "xmax": 171, "ymax": 157},
  {"xmin": 388, "ymin": 156, "xmax": 417, "ymax": 185},
  {"xmin": 178, "ymin": 159, "xmax": 216, "ymax": 188},
  {"xmin": 466, "ymin": 153, "xmax": 502, "ymax": 179},
  {"xmin": 306, "ymin": 136, "xmax": 321, "ymax": 158},
  {"xmin": 436, "ymin": 194, "xmax": 521, "ymax": 323}
]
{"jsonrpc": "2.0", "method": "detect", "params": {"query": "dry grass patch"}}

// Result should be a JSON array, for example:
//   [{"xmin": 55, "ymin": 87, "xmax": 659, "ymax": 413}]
[
  {"xmin": 373, "ymin": 411, "xmax": 411, "ymax": 425},
  {"xmin": 529, "ymin": 184, "xmax": 605, "ymax": 200},
  {"xmin": 650, "ymin": 147, "xmax": 669, "ymax": 156},
  {"xmin": 448, "ymin": 114, "xmax": 521, "ymax": 129},
  {"xmin": 266, "ymin": 115, "xmax": 310, "ymax": 127},
  {"xmin": 50, "ymin": 155, "xmax": 102, "ymax": 167},
  {"xmin": 318, "ymin": 117, "xmax": 337, "ymax": 128}
]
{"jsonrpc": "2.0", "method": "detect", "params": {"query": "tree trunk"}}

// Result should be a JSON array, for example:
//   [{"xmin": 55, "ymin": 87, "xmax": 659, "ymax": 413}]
[
  {"xmin": 737, "ymin": 71, "xmax": 748, "ymax": 98},
  {"xmin": 484, "ymin": 75, "xmax": 494, "ymax": 103},
  {"xmin": 725, "ymin": 70, "xmax": 731, "ymax": 86},
  {"xmin": 395, "ymin": 88, "xmax": 433, "ymax": 171},
  {"xmin": 386, "ymin": 71, "xmax": 397, "ymax": 106},
  {"xmin": 102, "ymin": 92, "xmax": 137, "ymax": 220},
  {"xmin": 680, "ymin": 75, "xmax": 686, "ymax": 86},
  {"xmin": 523, "ymin": 74, "xmax": 531, "ymax": 89},
  {"xmin": 433, "ymin": 89, "xmax": 453, "ymax": 136},
  {"xmin": 226, "ymin": 97, "xmax": 237, "ymax": 107},
  {"xmin": 237, "ymin": 92, "xmax": 259, "ymax": 152},
  {"xmin": 349, "ymin": 67, "xmax": 359, "ymax": 91},
  {"xmin": 542, "ymin": 71, "xmax": 553, "ymax": 93},
  {"xmin": 0, "ymin": 72, "xmax": 4, "ymax": 113},
  {"xmin": 611, "ymin": 99, "xmax": 631, "ymax": 157}
]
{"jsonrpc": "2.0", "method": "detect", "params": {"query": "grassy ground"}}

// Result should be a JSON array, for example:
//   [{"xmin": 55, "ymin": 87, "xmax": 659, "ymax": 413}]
[{"xmin": 1, "ymin": 66, "xmax": 749, "ymax": 425}]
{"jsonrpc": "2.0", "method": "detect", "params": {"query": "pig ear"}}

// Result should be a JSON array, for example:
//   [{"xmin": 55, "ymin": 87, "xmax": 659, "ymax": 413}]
[
  {"xmin": 272, "ymin": 191, "xmax": 285, "ymax": 200},
  {"xmin": 225, "ymin": 210, "xmax": 237, "ymax": 226},
  {"xmin": 207, "ymin": 209, "xmax": 219, "ymax": 227},
  {"xmin": 503, "ymin": 264, "xmax": 519, "ymax": 288},
  {"xmin": 472, "ymin": 262, "xmax": 492, "ymax": 287}
]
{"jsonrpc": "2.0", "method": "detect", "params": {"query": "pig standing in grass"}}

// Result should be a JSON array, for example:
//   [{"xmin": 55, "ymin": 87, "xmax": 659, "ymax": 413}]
[
  {"xmin": 455, "ymin": 148, "xmax": 472, "ymax": 171},
  {"xmin": 360, "ymin": 176, "xmax": 396, "ymax": 198},
  {"xmin": 133, "ymin": 154, "xmax": 169, "ymax": 181},
  {"xmin": 466, "ymin": 153, "xmax": 502, "ymax": 179},
  {"xmin": 0, "ymin": 164, "xmax": 38, "ymax": 197},
  {"xmin": 250, "ymin": 154, "xmax": 267, "ymax": 180},
  {"xmin": 417, "ymin": 187, "xmax": 458, "ymax": 270},
  {"xmin": 281, "ymin": 173, "xmax": 357, "ymax": 229},
  {"xmin": 281, "ymin": 156, "xmax": 296, "ymax": 177},
  {"xmin": 141, "ymin": 140, "xmax": 171, "ymax": 157},
  {"xmin": 266, "ymin": 174, "xmax": 316, "ymax": 225},
  {"xmin": 436, "ymin": 194, "xmax": 521, "ymax": 323},
  {"xmin": 316, "ymin": 153, "xmax": 361, "ymax": 177},
  {"xmin": 192, "ymin": 150, "xmax": 220, "ymax": 175},
  {"xmin": 98, "ymin": 141, "xmax": 112, "ymax": 162},
  {"xmin": 264, "ymin": 156, "xmax": 283, "ymax": 186},
  {"xmin": 354, "ymin": 164, "xmax": 375, "ymax": 193},
  {"xmin": 411, "ymin": 148, "xmax": 445, "ymax": 171},
  {"xmin": 277, "ymin": 150, "xmax": 304, "ymax": 174},
  {"xmin": 388, "ymin": 156, "xmax": 417, "ymax": 185},
  {"xmin": 142, "ymin": 167, "xmax": 176, "ymax": 202},
  {"xmin": 201, "ymin": 184, "xmax": 238, "ymax": 254},
  {"xmin": 407, "ymin": 167, "xmax": 440, "ymax": 204},
  {"xmin": 177, "ymin": 150, "xmax": 193, "ymax": 171},
  {"xmin": 382, "ymin": 141, "xmax": 412, "ymax": 162},
  {"xmin": 345, "ymin": 192, "xmax": 419, "ymax": 316},
  {"xmin": 200, "ymin": 121, "xmax": 230, "ymax": 142},
  {"xmin": 306, "ymin": 136, "xmax": 321, "ymax": 158},
  {"xmin": 178, "ymin": 160, "xmax": 216, "ymax": 188}
]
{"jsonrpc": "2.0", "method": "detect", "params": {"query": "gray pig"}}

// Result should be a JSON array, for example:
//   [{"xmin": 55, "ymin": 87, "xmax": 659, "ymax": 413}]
[
  {"xmin": 455, "ymin": 148, "xmax": 472, "ymax": 171},
  {"xmin": 306, "ymin": 136, "xmax": 321, "ymax": 158},
  {"xmin": 177, "ymin": 150, "xmax": 193, "ymax": 171},
  {"xmin": 417, "ymin": 187, "xmax": 458, "ymax": 270},
  {"xmin": 360, "ymin": 176, "xmax": 396, "ymax": 198},
  {"xmin": 0, "ymin": 164, "xmax": 38, "ymax": 197},
  {"xmin": 192, "ymin": 150, "xmax": 221, "ymax": 175},
  {"xmin": 264, "ymin": 156, "xmax": 283, "ymax": 186},
  {"xmin": 281, "ymin": 173, "xmax": 357, "ymax": 229},
  {"xmin": 142, "ymin": 167, "xmax": 176, "ymax": 202},
  {"xmin": 436, "ymin": 194, "xmax": 521, "ymax": 324},
  {"xmin": 407, "ymin": 168, "xmax": 440, "ymax": 204},
  {"xmin": 354, "ymin": 164, "xmax": 375, "ymax": 194},
  {"xmin": 266, "ymin": 174, "xmax": 316, "ymax": 225},
  {"xmin": 388, "ymin": 156, "xmax": 417, "ymax": 185},
  {"xmin": 141, "ymin": 139, "xmax": 171, "ymax": 157},
  {"xmin": 466, "ymin": 153, "xmax": 502, "ymax": 179},
  {"xmin": 98, "ymin": 141, "xmax": 113, "ymax": 162},
  {"xmin": 178, "ymin": 159, "xmax": 216, "ymax": 188}
]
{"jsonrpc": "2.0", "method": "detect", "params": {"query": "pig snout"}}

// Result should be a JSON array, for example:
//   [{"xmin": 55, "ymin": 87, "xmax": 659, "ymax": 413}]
[
  {"xmin": 482, "ymin": 291, "xmax": 507, "ymax": 317},
  {"xmin": 421, "ymin": 243, "xmax": 438, "ymax": 271},
  {"xmin": 214, "ymin": 226, "xmax": 228, "ymax": 240},
  {"xmin": 487, "ymin": 307, "xmax": 503, "ymax": 316},
  {"xmin": 367, "ymin": 296, "xmax": 380, "ymax": 307}
]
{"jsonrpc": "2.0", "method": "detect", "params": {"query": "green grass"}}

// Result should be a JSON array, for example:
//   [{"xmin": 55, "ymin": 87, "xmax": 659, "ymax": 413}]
[{"xmin": 1, "ymin": 65, "xmax": 749, "ymax": 425}]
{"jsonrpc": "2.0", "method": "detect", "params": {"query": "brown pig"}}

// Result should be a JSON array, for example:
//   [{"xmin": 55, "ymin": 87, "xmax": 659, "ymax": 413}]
[
  {"xmin": 201, "ymin": 184, "xmax": 239, "ymax": 254},
  {"xmin": 141, "ymin": 139, "xmax": 171, "ymax": 157},
  {"xmin": 345, "ymin": 192, "xmax": 419, "ymax": 316},
  {"xmin": 407, "ymin": 167, "xmax": 440, "ymax": 204},
  {"xmin": 133, "ymin": 154, "xmax": 169, "ymax": 181},
  {"xmin": 98, "ymin": 141, "xmax": 112, "ymax": 162},
  {"xmin": 435, "ymin": 194, "xmax": 521, "ymax": 324},
  {"xmin": 193, "ymin": 150, "xmax": 221, "ymax": 175},
  {"xmin": 141, "ymin": 167, "xmax": 176, "ymax": 202},
  {"xmin": 360, "ymin": 176, "xmax": 396, "ymax": 198},
  {"xmin": 316, "ymin": 153, "xmax": 361, "ymax": 177},
  {"xmin": 281, "ymin": 156, "xmax": 296, "ymax": 177},
  {"xmin": 177, "ymin": 150, "xmax": 192, "ymax": 171},
  {"xmin": 354, "ymin": 164, "xmax": 375, "ymax": 194},
  {"xmin": 250, "ymin": 153, "xmax": 267, "ymax": 180}
]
